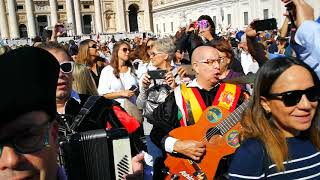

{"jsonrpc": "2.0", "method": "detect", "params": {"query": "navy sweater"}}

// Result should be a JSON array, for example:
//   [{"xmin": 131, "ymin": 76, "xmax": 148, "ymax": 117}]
[{"xmin": 228, "ymin": 137, "xmax": 320, "ymax": 179}]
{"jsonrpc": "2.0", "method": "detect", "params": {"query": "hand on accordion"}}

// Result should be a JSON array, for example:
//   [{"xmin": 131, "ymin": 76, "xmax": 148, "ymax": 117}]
[{"xmin": 124, "ymin": 152, "xmax": 144, "ymax": 180}]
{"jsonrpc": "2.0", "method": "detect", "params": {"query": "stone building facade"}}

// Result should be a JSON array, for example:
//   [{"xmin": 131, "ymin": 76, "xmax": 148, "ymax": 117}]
[
  {"xmin": 0, "ymin": 0, "xmax": 319, "ymax": 39},
  {"xmin": 0, "ymin": 0, "xmax": 153, "ymax": 39},
  {"xmin": 152, "ymin": 0, "xmax": 320, "ymax": 36}
]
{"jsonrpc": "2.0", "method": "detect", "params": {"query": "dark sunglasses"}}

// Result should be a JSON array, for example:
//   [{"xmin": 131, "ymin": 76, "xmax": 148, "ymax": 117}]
[
  {"xmin": 89, "ymin": 44, "xmax": 97, "ymax": 49},
  {"xmin": 60, "ymin": 61, "xmax": 74, "ymax": 73},
  {"xmin": 267, "ymin": 86, "xmax": 320, "ymax": 106},
  {"xmin": 122, "ymin": 48, "xmax": 130, "ymax": 53}
]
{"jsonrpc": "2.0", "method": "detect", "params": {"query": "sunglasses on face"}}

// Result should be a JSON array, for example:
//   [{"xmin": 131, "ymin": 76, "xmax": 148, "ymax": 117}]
[
  {"xmin": 0, "ymin": 121, "xmax": 50, "ymax": 156},
  {"xmin": 267, "ymin": 86, "xmax": 320, "ymax": 107},
  {"xmin": 122, "ymin": 48, "xmax": 130, "ymax": 53},
  {"xmin": 60, "ymin": 61, "xmax": 74, "ymax": 73},
  {"xmin": 89, "ymin": 44, "xmax": 97, "ymax": 49}
]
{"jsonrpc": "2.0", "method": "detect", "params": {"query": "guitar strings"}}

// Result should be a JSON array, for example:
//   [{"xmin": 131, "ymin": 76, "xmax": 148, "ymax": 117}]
[{"xmin": 199, "ymin": 102, "xmax": 248, "ymax": 143}]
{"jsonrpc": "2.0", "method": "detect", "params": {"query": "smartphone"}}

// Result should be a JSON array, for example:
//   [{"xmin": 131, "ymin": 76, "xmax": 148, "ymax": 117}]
[
  {"xmin": 129, "ymin": 85, "xmax": 138, "ymax": 91},
  {"xmin": 148, "ymin": 70, "xmax": 167, "ymax": 79},
  {"xmin": 55, "ymin": 24, "xmax": 65, "ymax": 33},
  {"xmin": 253, "ymin": 18, "xmax": 277, "ymax": 32},
  {"xmin": 197, "ymin": 20, "xmax": 209, "ymax": 29}
]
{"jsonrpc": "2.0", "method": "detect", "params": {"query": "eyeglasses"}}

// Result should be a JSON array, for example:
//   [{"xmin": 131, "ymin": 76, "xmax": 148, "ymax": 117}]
[
  {"xmin": 148, "ymin": 52, "xmax": 164, "ymax": 57},
  {"xmin": 60, "ymin": 61, "xmax": 74, "ymax": 74},
  {"xmin": 89, "ymin": 44, "xmax": 97, "ymax": 49},
  {"xmin": 0, "ymin": 122, "xmax": 50, "ymax": 156},
  {"xmin": 196, "ymin": 58, "xmax": 221, "ymax": 66},
  {"xmin": 267, "ymin": 86, "xmax": 320, "ymax": 107},
  {"xmin": 122, "ymin": 48, "xmax": 131, "ymax": 53}
]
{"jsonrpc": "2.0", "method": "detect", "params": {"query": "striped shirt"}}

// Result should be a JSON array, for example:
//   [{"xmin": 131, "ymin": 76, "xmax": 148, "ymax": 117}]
[{"xmin": 228, "ymin": 137, "xmax": 320, "ymax": 179}]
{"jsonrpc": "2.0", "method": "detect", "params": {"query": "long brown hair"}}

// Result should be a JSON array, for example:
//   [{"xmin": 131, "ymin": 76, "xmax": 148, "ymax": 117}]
[
  {"xmin": 241, "ymin": 57, "xmax": 320, "ymax": 171},
  {"xmin": 76, "ymin": 39, "xmax": 96, "ymax": 65},
  {"xmin": 110, "ymin": 41, "xmax": 132, "ymax": 78}
]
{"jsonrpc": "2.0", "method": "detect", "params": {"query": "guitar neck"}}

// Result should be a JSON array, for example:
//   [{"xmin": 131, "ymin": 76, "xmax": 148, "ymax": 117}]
[{"xmin": 217, "ymin": 101, "xmax": 249, "ymax": 135}]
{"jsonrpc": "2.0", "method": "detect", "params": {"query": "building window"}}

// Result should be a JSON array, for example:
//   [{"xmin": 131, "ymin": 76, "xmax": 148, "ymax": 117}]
[
  {"xmin": 263, "ymin": 9, "xmax": 269, "ymax": 19},
  {"xmin": 17, "ymin": 5, "xmax": 23, "ymax": 10},
  {"xmin": 212, "ymin": 16, "xmax": 216, "ymax": 26},
  {"xmin": 156, "ymin": 24, "xmax": 159, "ymax": 33},
  {"xmin": 244, "ymin": 12, "xmax": 248, "ymax": 25},
  {"xmin": 83, "ymin": 5, "xmax": 90, "ymax": 9},
  {"xmin": 171, "ymin": 22, "xmax": 173, "ymax": 32},
  {"xmin": 227, "ymin": 14, "xmax": 231, "ymax": 25},
  {"xmin": 58, "ymin": 5, "xmax": 64, "ymax": 10},
  {"xmin": 163, "ymin": 23, "xmax": 166, "ymax": 32}
]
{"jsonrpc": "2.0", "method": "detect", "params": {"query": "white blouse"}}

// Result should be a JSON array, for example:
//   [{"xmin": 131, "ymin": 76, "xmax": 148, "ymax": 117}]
[{"xmin": 98, "ymin": 65, "xmax": 139, "ymax": 107}]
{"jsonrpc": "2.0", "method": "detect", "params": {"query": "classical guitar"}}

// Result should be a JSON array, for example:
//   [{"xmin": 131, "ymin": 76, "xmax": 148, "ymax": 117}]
[{"xmin": 164, "ymin": 101, "xmax": 249, "ymax": 180}]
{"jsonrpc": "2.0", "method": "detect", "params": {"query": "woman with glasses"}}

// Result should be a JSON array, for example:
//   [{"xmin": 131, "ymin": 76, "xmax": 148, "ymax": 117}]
[
  {"xmin": 212, "ymin": 40, "xmax": 244, "ymax": 80},
  {"xmin": 77, "ymin": 39, "xmax": 105, "ymax": 87},
  {"xmin": 98, "ymin": 41, "xmax": 139, "ymax": 109},
  {"xmin": 136, "ymin": 38, "xmax": 180, "ymax": 179},
  {"xmin": 228, "ymin": 57, "xmax": 320, "ymax": 179}
]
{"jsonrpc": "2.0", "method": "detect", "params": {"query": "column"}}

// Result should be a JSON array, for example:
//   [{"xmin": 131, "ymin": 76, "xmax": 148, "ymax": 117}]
[
  {"xmin": 25, "ymin": 0, "xmax": 36, "ymax": 38},
  {"xmin": 94, "ymin": 0, "xmax": 103, "ymax": 33},
  {"xmin": 74, "ymin": 0, "xmax": 82, "ymax": 35},
  {"xmin": 126, "ymin": 11, "xmax": 130, "ymax": 32},
  {"xmin": 65, "ymin": 0, "xmax": 76, "ymax": 35},
  {"xmin": 115, "ymin": 0, "xmax": 126, "ymax": 32},
  {"xmin": 143, "ymin": 0, "xmax": 152, "ymax": 32},
  {"xmin": 7, "ymin": 0, "xmax": 19, "ymax": 38},
  {"xmin": 0, "ymin": 0, "xmax": 9, "ymax": 38},
  {"xmin": 49, "ymin": 0, "xmax": 58, "ymax": 26}
]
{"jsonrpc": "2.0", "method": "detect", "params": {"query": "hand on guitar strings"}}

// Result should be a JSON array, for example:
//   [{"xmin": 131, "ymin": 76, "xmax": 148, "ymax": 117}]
[{"xmin": 173, "ymin": 140, "xmax": 206, "ymax": 161}]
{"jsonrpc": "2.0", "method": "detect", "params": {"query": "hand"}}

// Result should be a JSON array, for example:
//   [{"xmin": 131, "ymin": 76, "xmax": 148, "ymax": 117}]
[
  {"xmin": 245, "ymin": 24, "xmax": 257, "ymax": 37},
  {"xmin": 173, "ymin": 140, "xmax": 206, "ymax": 161},
  {"xmin": 124, "ymin": 152, "xmax": 144, "ymax": 180},
  {"xmin": 142, "ymin": 73, "xmax": 151, "ymax": 89},
  {"xmin": 165, "ymin": 71, "xmax": 177, "ymax": 89},
  {"xmin": 287, "ymin": 0, "xmax": 314, "ymax": 27},
  {"xmin": 186, "ymin": 21, "xmax": 197, "ymax": 33},
  {"xmin": 199, "ymin": 28, "xmax": 214, "ymax": 41},
  {"xmin": 121, "ymin": 90, "xmax": 135, "ymax": 98},
  {"xmin": 177, "ymin": 66, "xmax": 186, "ymax": 78}
]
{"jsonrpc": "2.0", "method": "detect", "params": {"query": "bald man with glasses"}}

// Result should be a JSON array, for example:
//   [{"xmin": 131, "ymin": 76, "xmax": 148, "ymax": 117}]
[{"xmin": 150, "ymin": 46, "xmax": 247, "ymax": 178}]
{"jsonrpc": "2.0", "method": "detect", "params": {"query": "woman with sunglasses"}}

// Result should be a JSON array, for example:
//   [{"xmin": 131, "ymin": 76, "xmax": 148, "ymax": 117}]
[
  {"xmin": 77, "ymin": 39, "xmax": 105, "ymax": 87},
  {"xmin": 228, "ymin": 57, "xmax": 320, "ymax": 179},
  {"xmin": 98, "ymin": 41, "xmax": 139, "ymax": 109}
]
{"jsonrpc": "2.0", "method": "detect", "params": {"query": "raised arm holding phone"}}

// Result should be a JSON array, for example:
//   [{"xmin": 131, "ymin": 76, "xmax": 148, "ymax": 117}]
[{"xmin": 281, "ymin": 0, "xmax": 320, "ymax": 79}]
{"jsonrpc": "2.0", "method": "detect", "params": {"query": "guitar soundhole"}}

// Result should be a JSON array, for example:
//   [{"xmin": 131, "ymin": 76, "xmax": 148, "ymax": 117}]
[{"xmin": 205, "ymin": 127, "xmax": 221, "ymax": 142}]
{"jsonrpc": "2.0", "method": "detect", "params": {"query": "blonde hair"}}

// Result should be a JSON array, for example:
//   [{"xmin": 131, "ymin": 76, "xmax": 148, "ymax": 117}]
[
  {"xmin": 76, "ymin": 39, "xmax": 96, "ymax": 65},
  {"xmin": 72, "ymin": 63, "xmax": 98, "ymax": 95}
]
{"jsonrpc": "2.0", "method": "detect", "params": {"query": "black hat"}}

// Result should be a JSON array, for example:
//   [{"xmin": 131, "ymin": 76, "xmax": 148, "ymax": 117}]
[{"xmin": 0, "ymin": 47, "xmax": 59, "ymax": 124}]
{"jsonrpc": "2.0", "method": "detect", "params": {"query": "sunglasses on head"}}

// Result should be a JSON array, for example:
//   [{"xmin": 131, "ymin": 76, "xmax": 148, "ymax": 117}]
[
  {"xmin": 60, "ymin": 61, "xmax": 74, "ymax": 74},
  {"xmin": 267, "ymin": 86, "xmax": 320, "ymax": 106},
  {"xmin": 122, "ymin": 48, "xmax": 130, "ymax": 53},
  {"xmin": 89, "ymin": 44, "xmax": 97, "ymax": 49}
]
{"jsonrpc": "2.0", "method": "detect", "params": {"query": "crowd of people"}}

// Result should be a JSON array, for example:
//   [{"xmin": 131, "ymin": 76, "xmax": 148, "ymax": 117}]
[{"xmin": 0, "ymin": 0, "xmax": 319, "ymax": 179}]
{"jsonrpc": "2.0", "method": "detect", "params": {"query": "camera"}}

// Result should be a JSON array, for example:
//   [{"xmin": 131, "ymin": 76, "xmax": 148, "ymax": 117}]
[
  {"xmin": 148, "ymin": 70, "xmax": 167, "ymax": 79},
  {"xmin": 253, "ymin": 18, "xmax": 277, "ymax": 32}
]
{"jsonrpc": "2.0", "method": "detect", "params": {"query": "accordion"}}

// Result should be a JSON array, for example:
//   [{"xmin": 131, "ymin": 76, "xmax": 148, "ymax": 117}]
[{"xmin": 61, "ymin": 128, "xmax": 132, "ymax": 180}]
